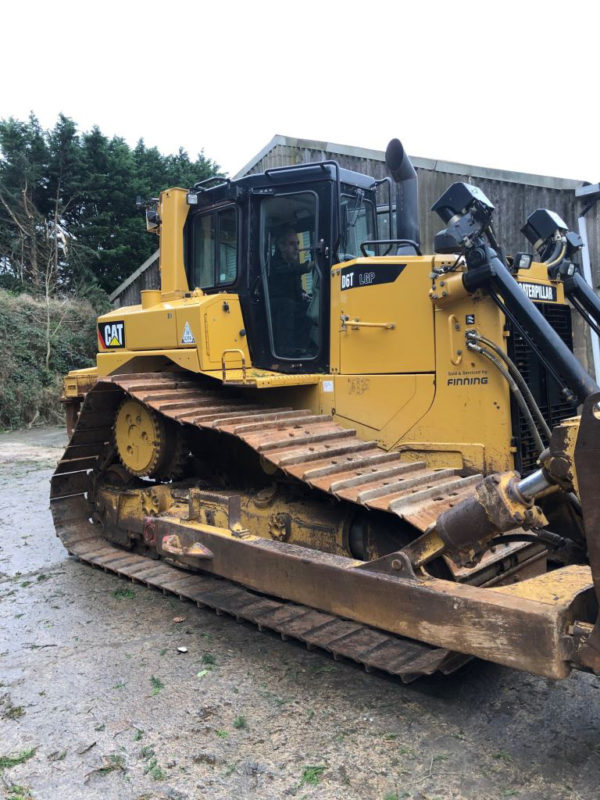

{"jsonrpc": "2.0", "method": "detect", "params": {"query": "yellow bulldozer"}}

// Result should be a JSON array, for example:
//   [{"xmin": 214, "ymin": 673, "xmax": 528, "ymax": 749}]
[{"xmin": 52, "ymin": 139, "xmax": 600, "ymax": 683}]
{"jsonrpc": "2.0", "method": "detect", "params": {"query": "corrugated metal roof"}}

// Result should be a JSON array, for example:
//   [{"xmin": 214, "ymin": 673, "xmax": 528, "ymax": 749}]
[{"xmin": 234, "ymin": 134, "xmax": 584, "ymax": 190}]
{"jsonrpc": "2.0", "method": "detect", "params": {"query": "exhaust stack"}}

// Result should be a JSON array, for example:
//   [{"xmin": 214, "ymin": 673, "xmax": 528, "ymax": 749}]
[{"xmin": 385, "ymin": 138, "xmax": 420, "ymax": 253}]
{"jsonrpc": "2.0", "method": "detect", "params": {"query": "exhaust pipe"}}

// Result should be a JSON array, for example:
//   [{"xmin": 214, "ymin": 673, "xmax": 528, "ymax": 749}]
[{"xmin": 385, "ymin": 138, "xmax": 420, "ymax": 253}]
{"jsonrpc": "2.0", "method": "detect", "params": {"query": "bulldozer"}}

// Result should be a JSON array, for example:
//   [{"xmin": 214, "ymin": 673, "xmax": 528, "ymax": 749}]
[{"xmin": 52, "ymin": 138, "xmax": 600, "ymax": 683}]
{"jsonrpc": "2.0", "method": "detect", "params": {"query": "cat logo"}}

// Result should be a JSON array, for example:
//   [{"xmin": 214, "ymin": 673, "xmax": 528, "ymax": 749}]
[{"xmin": 98, "ymin": 321, "xmax": 125, "ymax": 349}]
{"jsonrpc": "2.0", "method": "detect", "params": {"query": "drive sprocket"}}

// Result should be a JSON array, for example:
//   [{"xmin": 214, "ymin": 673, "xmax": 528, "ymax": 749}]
[{"xmin": 114, "ymin": 397, "xmax": 185, "ymax": 479}]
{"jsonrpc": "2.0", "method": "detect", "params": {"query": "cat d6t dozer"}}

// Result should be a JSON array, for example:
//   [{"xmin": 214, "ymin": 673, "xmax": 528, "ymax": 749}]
[{"xmin": 52, "ymin": 139, "xmax": 600, "ymax": 682}]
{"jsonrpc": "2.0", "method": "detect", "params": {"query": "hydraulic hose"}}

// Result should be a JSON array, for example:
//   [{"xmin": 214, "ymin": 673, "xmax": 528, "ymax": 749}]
[
  {"xmin": 463, "ymin": 248, "xmax": 599, "ymax": 403},
  {"xmin": 544, "ymin": 242, "xmax": 567, "ymax": 269},
  {"xmin": 467, "ymin": 342, "xmax": 545, "ymax": 455},
  {"xmin": 466, "ymin": 331, "xmax": 552, "ymax": 442}
]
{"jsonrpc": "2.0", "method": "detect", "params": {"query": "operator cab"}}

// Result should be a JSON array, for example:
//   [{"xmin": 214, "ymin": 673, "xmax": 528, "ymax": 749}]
[{"xmin": 184, "ymin": 163, "xmax": 382, "ymax": 374}]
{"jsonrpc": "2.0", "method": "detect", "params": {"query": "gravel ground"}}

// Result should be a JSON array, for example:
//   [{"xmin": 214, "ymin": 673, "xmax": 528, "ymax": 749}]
[{"xmin": 1, "ymin": 426, "xmax": 600, "ymax": 800}]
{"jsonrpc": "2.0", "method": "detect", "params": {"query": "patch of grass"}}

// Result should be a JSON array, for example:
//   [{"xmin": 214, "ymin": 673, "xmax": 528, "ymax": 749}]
[
  {"xmin": 47, "ymin": 749, "xmax": 67, "ymax": 762},
  {"xmin": 134, "ymin": 728, "xmax": 144, "ymax": 741},
  {"xmin": 493, "ymin": 751, "xmax": 513, "ymax": 763},
  {"xmin": 112, "ymin": 682, "xmax": 126, "ymax": 690},
  {"xmin": 6, "ymin": 784, "xmax": 33, "ymax": 800},
  {"xmin": 222, "ymin": 761, "xmax": 239, "ymax": 778},
  {"xmin": 216, "ymin": 730, "xmax": 228, "ymax": 739},
  {"xmin": 94, "ymin": 723, "xmax": 106, "ymax": 732},
  {"xmin": 36, "ymin": 573, "xmax": 49, "ymax": 582},
  {"xmin": 19, "ymin": 581, "xmax": 31, "ymax": 589},
  {"xmin": 113, "ymin": 587, "xmax": 135, "ymax": 600},
  {"xmin": 159, "ymin": 648, "xmax": 167, "ymax": 656},
  {"xmin": 140, "ymin": 747, "xmax": 164, "ymax": 781},
  {"xmin": 143, "ymin": 758, "xmax": 166, "ymax": 781},
  {"xmin": 0, "ymin": 748, "xmax": 37, "ymax": 768},
  {"xmin": 233, "ymin": 716, "xmax": 247, "ymax": 730},
  {"xmin": 258, "ymin": 689, "xmax": 289, "ymax": 707},
  {"xmin": 4, "ymin": 704, "xmax": 25, "ymax": 720},
  {"xmin": 96, "ymin": 753, "xmax": 126, "ymax": 775},
  {"xmin": 306, "ymin": 663, "xmax": 335, "ymax": 674},
  {"xmin": 300, "ymin": 765, "xmax": 326, "ymax": 786},
  {"xmin": 201, "ymin": 653, "xmax": 216, "ymax": 665},
  {"xmin": 150, "ymin": 676, "xmax": 164, "ymax": 696}
]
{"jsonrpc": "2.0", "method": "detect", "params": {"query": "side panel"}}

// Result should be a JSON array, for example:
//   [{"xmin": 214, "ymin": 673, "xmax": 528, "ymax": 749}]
[
  {"xmin": 402, "ymin": 292, "xmax": 514, "ymax": 474},
  {"xmin": 331, "ymin": 257, "xmax": 436, "ymax": 374},
  {"xmin": 323, "ymin": 374, "xmax": 435, "ymax": 448},
  {"xmin": 100, "ymin": 304, "xmax": 179, "ymax": 351},
  {"xmin": 96, "ymin": 294, "xmax": 249, "ymax": 374},
  {"xmin": 174, "ymin": 296, "xmax": 249, "ymax": 371}
]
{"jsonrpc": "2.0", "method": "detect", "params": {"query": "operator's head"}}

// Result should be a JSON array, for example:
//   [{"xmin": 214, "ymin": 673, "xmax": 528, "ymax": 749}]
[{"xmin": 276, "ymin": 227, "xmax": 299, "ymax": 263}]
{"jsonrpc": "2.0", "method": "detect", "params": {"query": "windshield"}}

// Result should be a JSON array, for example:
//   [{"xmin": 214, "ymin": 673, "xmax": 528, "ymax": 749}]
[{"xmin": 339, "ymin": 192, "xmax": 376, "ymax": 260}]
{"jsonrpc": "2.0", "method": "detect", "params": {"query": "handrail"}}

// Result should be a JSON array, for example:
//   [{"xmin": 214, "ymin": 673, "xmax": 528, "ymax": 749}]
[
  {"xmin": 340, "ymin": 314, "xmax": 395, "ymax": 331},
  {"xmin": 360, "ymin": 239, "xmax": 421, "ymax": 257}
]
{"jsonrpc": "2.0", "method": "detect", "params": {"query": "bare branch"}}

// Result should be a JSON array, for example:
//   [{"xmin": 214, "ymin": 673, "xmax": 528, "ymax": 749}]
[{"xmin": 0, "ymin": 193, "xmax": 29, "ymax": 235}]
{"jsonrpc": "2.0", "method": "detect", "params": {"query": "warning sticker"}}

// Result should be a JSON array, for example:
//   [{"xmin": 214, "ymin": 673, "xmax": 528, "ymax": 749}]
[
  {"xmin": 98, "ymin": 321, "xmax": 125, "ymax": 349},
  {"xmin": 181, "ymin": 321, "xmax": 196, "ymax": 344}
]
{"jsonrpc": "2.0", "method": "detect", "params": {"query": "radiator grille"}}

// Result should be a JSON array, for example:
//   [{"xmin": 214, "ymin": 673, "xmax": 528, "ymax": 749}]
[{"xmin": 506, "ymin": 303, "xmax": 576, "ymax": 476}]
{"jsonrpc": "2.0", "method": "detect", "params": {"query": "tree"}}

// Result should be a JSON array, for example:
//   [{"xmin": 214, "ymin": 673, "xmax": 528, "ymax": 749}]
[{"xmin": 0, "ymin": 114, "xmax": 220, "ymax": 295}]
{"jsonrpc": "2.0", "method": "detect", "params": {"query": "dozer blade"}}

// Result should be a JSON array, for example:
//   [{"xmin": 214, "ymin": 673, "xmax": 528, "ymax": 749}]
[
  {"xmin": 52, "ymin": 373, "xmax": 598, "ymax": 681},
  {"xmin": 574, "ymin": 391, "xmax": 600, "ymax": 674},
  {"xmin": 57, "ymin": 530, "xmax": 467, "ymax": 683}
]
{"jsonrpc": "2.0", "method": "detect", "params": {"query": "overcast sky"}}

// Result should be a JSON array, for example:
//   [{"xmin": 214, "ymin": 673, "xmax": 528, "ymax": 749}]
[{"xmin": 3, "ymin": 0, "xmax": 599, "ymax": 182}]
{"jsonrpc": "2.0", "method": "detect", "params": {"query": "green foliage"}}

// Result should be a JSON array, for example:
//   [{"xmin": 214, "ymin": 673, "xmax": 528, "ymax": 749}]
[
  {"xmin": 0, "ymin": 748, "xmax": 37, "ymax": 768},
  {"xmin": 96, "ymin": 753, "xmax": 126, "ymax": 775},
  {"xmin": 0, "ymin": 114, "xmax": 219, "ymax": 294},
  {"xmin": 113, "ymin": 587, "xmax": 136, "ymax": 600},
  {"xmin": 143, "ymin": 758, "xmax": 166, "ymax": 780},
  {"xmin": 0, "ymin": 289, "xmax": 97, "ymax": 429},
  {"xmin": 300, "ymin": 765, "xmax": 326, "ymax": 786},
  {"xmin": 150, "ymin": 676, "xmax": 164, "ymax": 696},
  {"xmin": 6, "ymin": 784, "xmax": 33, "ymax": 800}
]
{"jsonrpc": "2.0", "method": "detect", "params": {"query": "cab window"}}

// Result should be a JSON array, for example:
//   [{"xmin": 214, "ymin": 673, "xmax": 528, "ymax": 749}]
[
  {"xmin": 340, "ymin": 192, "xmax": 376, "ymax": 259},
  {"xmin": 189, "ymin": 206, "xmax": 237, "ymax": 289}
]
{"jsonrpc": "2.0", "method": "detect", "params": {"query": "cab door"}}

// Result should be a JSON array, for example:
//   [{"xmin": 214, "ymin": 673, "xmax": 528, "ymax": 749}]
[{"xmin": 242, "ymin": 180, "xmax": 333, "ymax": 373}]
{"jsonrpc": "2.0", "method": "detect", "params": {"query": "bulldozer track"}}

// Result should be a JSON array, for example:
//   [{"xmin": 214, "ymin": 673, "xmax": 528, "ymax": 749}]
[{"xmin": 51, "ymin": 371, "xmax": 477, "ymax": 681}]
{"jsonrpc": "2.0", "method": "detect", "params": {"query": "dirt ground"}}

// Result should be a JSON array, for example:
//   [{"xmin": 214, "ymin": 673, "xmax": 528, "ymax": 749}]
[{"xmin": 1, "ymin": 427, "xmax": 600, "ymax": 800}]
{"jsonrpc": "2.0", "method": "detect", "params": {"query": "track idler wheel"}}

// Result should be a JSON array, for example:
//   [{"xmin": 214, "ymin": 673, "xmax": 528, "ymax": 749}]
[{"xmin": 114, "ymin": 398, "xmax": 185, "ymax": 479}]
